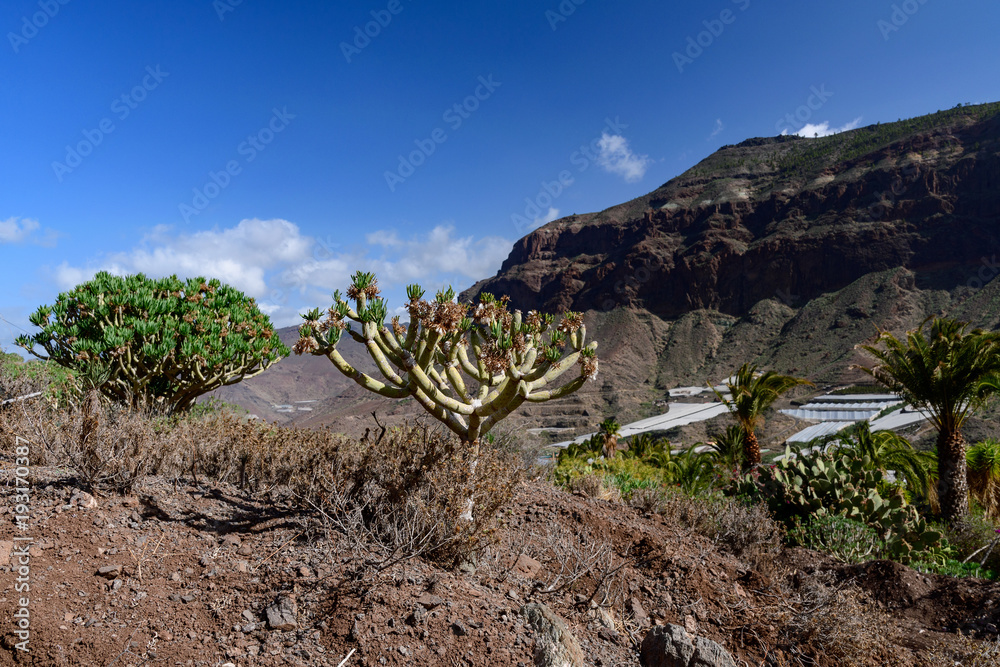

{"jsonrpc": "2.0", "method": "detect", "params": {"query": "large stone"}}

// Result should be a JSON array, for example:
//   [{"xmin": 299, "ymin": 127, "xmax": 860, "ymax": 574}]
[
  {"xmin": 265, "ymin": 595, "xmax": 298, "ymax": 631},
  {"xmin": 519, "ymin": 603, "xmax": 584, "ymax": 667},
  {"xmin": 640, "ymin": 624, "xmax": 736, "ymax": 667}
]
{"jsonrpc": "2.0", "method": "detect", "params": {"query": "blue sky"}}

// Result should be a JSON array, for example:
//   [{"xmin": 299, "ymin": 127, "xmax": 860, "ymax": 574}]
[{"xmin": 3, "ymin": 0, "xmax": 999, "ymax": 352}]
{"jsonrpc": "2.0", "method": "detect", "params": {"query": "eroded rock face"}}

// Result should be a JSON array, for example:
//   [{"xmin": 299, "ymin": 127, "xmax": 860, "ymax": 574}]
[
  {"xmin": 519, "ymin": 602, "xmax": 584, "ymax": 667},
  {"xmin": 465, "ymin": 107, "xmax": 1000, "ymax": 322},
  {"xmin": 639, "ymin": 624, "xmax": 737, "ymax": 667}
]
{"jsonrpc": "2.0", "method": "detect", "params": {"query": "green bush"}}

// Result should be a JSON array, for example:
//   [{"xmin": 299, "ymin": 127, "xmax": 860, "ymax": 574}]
[
  {"xmin": 934, "ymin": 513, "xmax": 1000, "ymax": 574},
  {"xmin": 16, "ymin": 272, "xmax": 288, "ymax": 413},
  {"xmin": 555, "ymin": 436, "xmax": 719, "ymax": 497},
  {"xmin": 910, "ymin": 558, "xmax": 996, "ymax": 580},
  {"xmin": 787, "ymin": 513, "xmax": 886, "ymax": 564}
]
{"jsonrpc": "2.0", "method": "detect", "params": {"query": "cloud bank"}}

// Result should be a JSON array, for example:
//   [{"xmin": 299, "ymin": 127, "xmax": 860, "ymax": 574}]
[{"xmin": 52, "ymin": 218, "xmax": 513, "ymax": 326}]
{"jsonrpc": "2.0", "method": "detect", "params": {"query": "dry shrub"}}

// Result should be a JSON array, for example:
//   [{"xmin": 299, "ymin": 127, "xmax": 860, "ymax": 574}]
[
  {"xmin": 926, "ymin": 635, "xmax": 1000, "ymax": 666},
  {"xmin": 629, "ymin": 486, "xmax": 664, "ymax": 513},
  {"xmin": 341, "ymin": 423, "xmax": 523, "ymax": 565},
  {"xmin": 2, "ymin": 368, "xmax": 164, "ymax": 494},
  {"xmin": 570, "ymin": 473, "xmax": 621, "ymax": 502},
  {"xmin": 775, "ymin": 573, "xmax": 904, "ymax": 666},
  {"xmin": 657, "ymin": 490, "xmax": 783, "ymax": 569},
  {"xmin": 161, "ymin": 412, "xmax": 350, "ymax": 500}
]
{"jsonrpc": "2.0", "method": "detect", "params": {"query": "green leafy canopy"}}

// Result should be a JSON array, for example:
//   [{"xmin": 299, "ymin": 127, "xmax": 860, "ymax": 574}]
[{"xmin": 15, "ymin": 272, "xmax": 289, "ymax": 412}]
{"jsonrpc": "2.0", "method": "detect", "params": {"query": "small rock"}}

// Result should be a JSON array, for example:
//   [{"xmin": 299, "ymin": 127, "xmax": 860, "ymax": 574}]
[
  {"xmin": 243, "ymin": 610, "xmax": 256, "ymax": 623},
  {"xmin": 520, "ymin": 603, "xmax": 584, "ymax": 667},
  {"xmin": 111, "ymin": 579, "xmax": 123, "ymax": 592},
  {"xmin": 413, "ymin": 593, "xmax": 445, "ymax": 609},
  {"xmin": 684, "ymin": 615, "xmax": 697, "ymax": 635},
  {"xmin": 451, "ymin": 621, "xmax": 468, "ymax": 636},
  {"xmin": 71, "ymin": 491, "xmax": 98, "ymax": 510},
  {"xmin": 236, "ymin": 561, "xmax": 250, "ymax": 573},
  {"xmin": 514, "ymin": 554, "xmax": 543, "ymax": 579},
  {"xmin": 223, "ymin": 534, "xmax": 241, "ymax": 547},
  {"xmin": 266, "ymin": 595, "xmax": 298, "ymax": 631},
  {"xmin": 630, "ymin": 597, "xmax": 650, "ymax": 627},
  {"xmin": 407, "ymin": 607, "xmax": 428, "ymax": 627},
  {"xmin": 238, "ymin": 544, "xmax": 253, "ymax": 557},
  {"xmin": 639, "ymin": 624, "xmax": 736, "ymax": 667},
  {"xmin": 97, "ymin": 565, "xmax": 122, "ymax": 579},
  {"xmin": 0, "ymin": 541, "xmax": 12, "ymax": 566},
  {"xmin": 298, "ymin": 565, "xmax": 311, "ymax": 578}
]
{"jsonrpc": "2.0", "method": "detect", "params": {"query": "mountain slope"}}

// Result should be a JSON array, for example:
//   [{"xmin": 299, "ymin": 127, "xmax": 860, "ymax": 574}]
[{"xmin": 461, "ymin": 102, "xmax": 1000, "ymax": 426}]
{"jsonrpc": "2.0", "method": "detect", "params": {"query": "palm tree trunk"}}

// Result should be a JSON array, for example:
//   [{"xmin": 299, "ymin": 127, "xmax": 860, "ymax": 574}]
[
  {"xmin": 937, "ymin": 429, "xmax": 970, "ymax": 523},
  {"xmin": 743, "ymin": 430, "xmax": 761, "ymax": 470}
]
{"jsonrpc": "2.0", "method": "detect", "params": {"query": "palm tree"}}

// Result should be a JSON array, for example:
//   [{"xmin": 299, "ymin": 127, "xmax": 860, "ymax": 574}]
[
  {"xmin": 855, "ymin": 317, "xmax": 1000, "ymax": 522},
  {"xmin": 967, "ymin": 439, "xmax": 1000, "ymax": 520},
  {"xmin": 713, "ymin": 363, "xmax": 813, "ymax": 470},
  {"xmin": 625, "ymin": 432, "xmax": 658, "ymax": 459},
  {"xmin": 708, "ymin": 424, "xmax": 746, "ymax": 471},
  {"xmin": 598, "ymin": 417, "xmax": 622, "ymax": 459},
  {"xmin": 834, "ymin": 422, "xmax": 933, "ymax": 501},
  {"xmin": 665, "ymin": 446, "xmax": 716, "ymax": 495}
]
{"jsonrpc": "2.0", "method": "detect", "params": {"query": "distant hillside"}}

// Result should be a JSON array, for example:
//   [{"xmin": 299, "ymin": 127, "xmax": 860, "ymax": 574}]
[{"xmin": 218, "ymin": 103, "xmax": 1000, "ymax": 443}]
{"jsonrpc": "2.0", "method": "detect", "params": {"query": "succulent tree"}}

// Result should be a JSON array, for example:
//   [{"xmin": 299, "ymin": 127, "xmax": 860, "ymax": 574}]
[
  {"xmin": 856, "ymin": 318, "xmax": 1000, "ymax": 522},
  {"xmin": 294, "ymin": 271, "xmax": 599, "ymax": 452},
  {"xmin": 712, "ymin": 363, "xmax": 813, "ymax": 470},
  {"xmin": 16, "ymin": 272, "xmax": 288, "ymax": 413}
]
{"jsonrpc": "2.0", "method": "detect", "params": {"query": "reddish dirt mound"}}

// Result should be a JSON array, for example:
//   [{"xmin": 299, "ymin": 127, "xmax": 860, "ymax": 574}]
[{"xmin": 2, "ymin": 467, "xmax": 998, "ymax": 666}]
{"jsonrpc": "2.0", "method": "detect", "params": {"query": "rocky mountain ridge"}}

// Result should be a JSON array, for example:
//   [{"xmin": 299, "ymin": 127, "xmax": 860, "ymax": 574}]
[{"xmin": 218, "ymin": 103, "xmax": 1000, "ymax": 440}]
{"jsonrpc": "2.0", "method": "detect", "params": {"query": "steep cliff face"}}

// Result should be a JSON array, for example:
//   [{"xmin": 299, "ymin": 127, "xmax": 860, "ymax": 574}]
[
  {"xmin": 466, "ymin": 104, "xmax": 1000, "ymax": 321},
  {"xmin": 460, "ymin": 103, "xmax": 1000, "ymax": 424}
]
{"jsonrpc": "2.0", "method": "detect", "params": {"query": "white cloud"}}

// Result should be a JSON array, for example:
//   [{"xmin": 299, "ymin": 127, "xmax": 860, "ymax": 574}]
[
  {"xmin": 365, "ymin": 224, "xmax": 511, "ymax": 286},
  {"xmin": 54, "ymin": 218, "xmax": 313, "ymax": 298},
  {"xmin": 791, "ymin": 117, "xmax": 863, "ymax": 138},
  {"xmin": 709, "ymin": 119, "xmax": 725, "ymax": 139},
  {"xmin": 524, "ymin": 207, "xmax": 560, "ymax": 233},
  {"xmin": 596, "ymin": 133, "xmax": 652, "ymax": 182},
  {"xmin": 0, "ymin": 217, "xmax": 56, "ymax": 245},
  {"xmin": 51, "ymin": 219, "xmax": 513, "ymax": 328}
]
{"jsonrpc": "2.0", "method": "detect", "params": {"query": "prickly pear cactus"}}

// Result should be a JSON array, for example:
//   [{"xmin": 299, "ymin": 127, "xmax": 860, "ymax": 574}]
[{"xmin": 743, "ymin": 447, "xmax": 942, "ymax": 563}]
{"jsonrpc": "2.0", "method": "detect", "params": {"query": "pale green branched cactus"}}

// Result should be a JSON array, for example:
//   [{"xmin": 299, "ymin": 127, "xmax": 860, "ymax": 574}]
[{"xmin": 294, "ymin": 271, "xmax": 599, "ymax": 448}]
